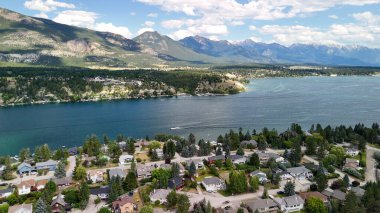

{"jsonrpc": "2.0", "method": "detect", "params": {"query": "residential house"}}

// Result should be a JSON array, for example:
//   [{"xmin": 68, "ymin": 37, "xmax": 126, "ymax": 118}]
[
  {"xmin": 150, "ymin": 189, "xmax": 171, "ymax": 204},
  {"xmin": 209, "ymin": 141, "xmax": 218, "ymax": 147},
  {"xmin": 186, "ymin": 159, "xmax": 204, "ymax": 169},
  {"xmin": 8, "ymin": 204, "xmax": 33, "ymax": 213},
  {"xmin": 350, "ymin": 187, "xmax": 365, "ymax": 198},
  {"xmin": 112, "ymin": 194, "xmax": 137, "ymax": 213},
  {"xmin": 90, "ymin": 186, "xmax": 110, "ymax": 200},
  {"xmin": 168, "ymin": 177, "xmax": 184, "ymax": 190},
  {"xmin": 35, "ymin": 179, "xmax": 48, "ymax": 191},
  {"xmin": 246, "ymin": 198, "xmax": 279, "ymax": 213},
  {"xmin": 346, "ymin": 148, "xmax": 359, "ymax": 157},
  {"xmin": 51, "ymin": 193, "xmax": 71, "ymax": 213},
  {"xmin": 274, "ymin": 195, "xmax": 304, "ymax": 213},
  {"xmin": 35, "ymin": 159, "xmax": 58, "ymax": 171},
  {"xmin": 299, "ymin": 191, "xmax": 329, "ymax": 204},
  {"xmin": 119, "ymin": 154, "xmax": 134, "ymax": 166},
  {"xmin": 241, "ymin": 140, "xmax": 258, "ymax": 148},
  {"xmin": 53, "ymin": 177, "xmax": 71, "ymax": 187},
  {"xmin": 272, "ymin": 168, "xmax": 292, "ymax": 180},
  {"xmin": 0, "ymin": 187, "xmax": 13, "ymax": 198},
  {"xmin": 0, "ymin": 165, "xmax": 5, "ymax": 171},
  {"xmin": 17, "ymin": 179, "xmax": 36, "ymax": 195},
  {"xmin": 322, "ymin": 189, "xmax": 346, "ymax": 201},
  {"xmin": 156, "ymin": 149, "xmax": 164, "ymax": 159},
  {"xmin": 208, "ymin": 155, "xmax": 225, "ymax": 164},
  {"xmin": 88, "ymin": 170, "xmax": 104, "ymax": 183},
  {"xmin": 83, "ymin": 156, "xmax": 97, "ymax": 167},
  {"xmin": 136, "ymin": 165, "xmax": 155, "ymax": 179},
  {"xmin": 286, "ymin": 166, "xmax": 313, "ymax": 180},
  {"xmin": 17, "ymin": 162, "xmax": 33, "ymax": 175},
  {"xmin": 257, "ymin": 152, "xmax": 284, "ymax": 164},
  {"xmin": 68, "ymin": 147, "xmax": 78, "ymax": 156},
  {"xmin": 344, "ymin": 158, "xmax": 360, "ymax": 170},
  {"xmin": 201, "ymin": 177, "xmax": 226, "ymax": 192},
  {"xmin": 118, "ymin": 141, "xmax": 127, "ymax": 150},
  {"xmin": 250, "ymin": 170, "xmax": 268, "ymax": 184},
  {"xmin": 228, "ymin": 155, "xmax": 247, "ymax": 164},
  {"xmin": 109, "ymin": 168, "xmax": 126, "ymax": 179}
]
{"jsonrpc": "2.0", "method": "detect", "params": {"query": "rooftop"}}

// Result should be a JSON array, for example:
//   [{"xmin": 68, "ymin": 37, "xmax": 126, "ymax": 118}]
[{"xmin": 202, "ymin": 177, "xmax": 223, "ymax": 185}]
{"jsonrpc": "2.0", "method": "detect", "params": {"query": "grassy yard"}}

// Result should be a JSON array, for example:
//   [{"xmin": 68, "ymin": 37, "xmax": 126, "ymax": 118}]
[{"xmin": 135, "ymin": 152, "xmax": 150, "ymax": 163}]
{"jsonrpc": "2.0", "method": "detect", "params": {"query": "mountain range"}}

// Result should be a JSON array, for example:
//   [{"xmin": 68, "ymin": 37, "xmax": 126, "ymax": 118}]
[{"xmin": 1, "ymin": 7, "xmax": 380, "ymax": 68}]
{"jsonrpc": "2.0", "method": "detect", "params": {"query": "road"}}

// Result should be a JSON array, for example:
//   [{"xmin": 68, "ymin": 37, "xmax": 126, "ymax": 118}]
[
  {"xmin": 366, "ymin": 145, "xmax": 379, "ymax": 182},
  {"xmin": 71, "ymin": 195, "xmax": 106, "ymax": 213},
  {"xmin": 66, "ymin": 156, "xmax": 76, "ymax": 177}
]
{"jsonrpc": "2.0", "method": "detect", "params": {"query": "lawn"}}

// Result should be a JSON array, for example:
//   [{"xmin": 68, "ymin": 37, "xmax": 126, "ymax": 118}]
[{"xmin": 135, "ymin": 152, "xmax": 150, "ymax": 163}]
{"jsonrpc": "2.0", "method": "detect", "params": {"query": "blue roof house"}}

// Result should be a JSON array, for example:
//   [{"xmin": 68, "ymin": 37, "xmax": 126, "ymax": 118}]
[{"xmin": 18, "ymin": 162, "xmax": 33, "ymax": 174}]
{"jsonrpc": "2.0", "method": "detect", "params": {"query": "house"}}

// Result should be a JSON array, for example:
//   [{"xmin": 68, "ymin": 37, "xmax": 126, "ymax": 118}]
[
  {"xmin": 150, "ymin": 189, "xmax": 171, "ymax": 204},
  {"xmin": 250, "ymin": 170, "xmax": 268, "ymax": 184},
  {"xmin": 186, "ymin": 159, "xmax": 204, "ymax": 169},
  {"xmin": 136, "ymin": 165, "xmax": 155, "ymax": 179},
  {"xmin": 156, "ymin": 149, "xmax": 164, "ymax": 158},
  {"xmin": 346, "ymin": 148, "xmax": 359, "ymax": 157},
  {"xmin": 118, "ymin": 141, "xmax": 127, "ymax": 150},
  {"xmin": 88, "ymin": 170, "xmax": 104, "ymax": 183},
  {"xmin": 274, "ymin": 195, "xmax": 304, "ymax": 213},
  {"xmin": 209, "ymin": 141, "xmax": 218, "ymax": 147},
  {"xmin": 201, "ymin": 177, "xmax": 226, "ymax": 192},
  {"xmin": 17, "ymin": 179, "xmax": 36, "ymax": 195},
  {"xmin": 272, "ymin": 168, "xmax": 292, "ymax": 180},
  {"xmin": 322, "ymin": 189, "xmax": 346, "ymax": 201},
  {"xmin": 68, "ymin": 147, "xmax": 78, "ymax": 156},
  {"xmin": 208, "ymin": 155, "xmax": 225, "ymax": 164},
  {"xmin": 0, "ymin": 187, "xmax": 13, "ymax": 198},
  {"xmin": 112, "ymin": 194, "xmax": 137, "ymax": 213},
  {"xmin": 51, "ymin": 193, "xmax": 71, "ymax": 213},
  {"xmin": 168, "ymin": 177, "xmax": 184, "ymax": 190},
  {"xmin": 35, "ymin": 159, "xmax": 58, "ymax": 171},
  {"xmin": 83, "ymin": 156, "xmax": 97, "ymax": 167},
  {"xmin": 8, "ymin": 204, "xmax": 33, "ymax": 213},
  {"xmin": 299, "ymin": 191, "xmax": 329, "ymax": 204},
  {"xmin": 119, "ymin": 154, "xmax": 134, "ymax": 166},
  {"xmin": 17, "ymin": 162, "xmax": 33, "ymax": 175},
  {"xmin": 350, "ymin": 187, "xmax": 365, "ymax": 198},
  {"xmin": 241, "ymin": 140, "xmax": 258, "ymax": 148},
  {"xmin": 228, "ymin": 155, "xmax": 247, "ymax": 164},
  {"xmin": 53, "ymin": 177, "xmax": 71, "ymax": 187},
  {"xmin": 286, "ymin": 166, "xmax": 313, "ymax": 180},
  {"xmin": 35, "ymin": 179, "xmax": 48, "ymax": 190},
  {"xmin": 257, "ymin": 152, "xmax": 284, "ymax": 164},
  {"xmin": 109, "ymin": 168, "xmax": 126, "ymax": 179},
  {"xmin": 246, "ymin": 198, "xmax": 279, "ymax": 213},
  {"xmin": 90, "ymin": 186, "xmax": 110, "ymax": 200},
  {"xmin": 344, "ymin": 158, "xmax": 360, "ymax": 170}
]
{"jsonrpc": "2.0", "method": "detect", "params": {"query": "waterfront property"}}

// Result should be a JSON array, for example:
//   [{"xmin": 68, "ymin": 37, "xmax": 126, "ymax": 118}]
[{"xmin": 35, "ymin": 160, "xmax": 58, "ymax": 171}]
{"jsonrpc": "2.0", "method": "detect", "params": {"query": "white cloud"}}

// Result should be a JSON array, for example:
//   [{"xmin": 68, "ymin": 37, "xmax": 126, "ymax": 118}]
[
  {"xmin": 249, "ymin": 25, "xmax": 257, "ymax": 30},
  {"xmin": 328, "ymin": 15, "xmax": 339, "ymax": 19},
  {"xmin": 352, "ymin": 11, "xmax": 380, "ymax": 25},
  {"xmin": 35, "ymin": 12, "xmax": 48, "ymax": 19},
  {"xmin": 144, "ymin": 21, "xmax": 155, "ymax": 27},
  {"xmin": 130, "ymin": 12, "xmax": 136, "ymax": 16},
  {"xmin": 53, "ymin": 10, "xmax": 97, "ymax": 28},
  {"xmin": 230, "ymin": 20, "xmax": 245, "ymax": 26},
  {"xmin": 24, "ymin": 0, "xmax": 75, "ymax": 12},
  {"xmin": 95, "ymin": 23, "xmax": 133, "ymax": 38},
  {"xmin": 147, "ymin": 13, "xmax": 158, "ymax": 17},
  {"xmin": 137, "ymin": 27, "xmax": 155, "ymax": 35}
]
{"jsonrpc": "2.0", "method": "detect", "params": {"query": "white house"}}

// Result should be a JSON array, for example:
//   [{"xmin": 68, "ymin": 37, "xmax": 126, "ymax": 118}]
[
  {"xmin": 273, "ymin": 168, "xmax": 293, "ymax": 180},
  {"xmin": 229, "ymin": 155, "xmax": 247, "ymax": 164},
  {"xmin": 286, "ymin": 166, "xmax": 313, "ymax": 180},
  {"xmin": 250, "ymin": 170, "xmax": 268, "ymax": 184},
  {"xmin": 88, "ymin": 170, "xmax": 104, "ymax": 183},
  {"xmin": 150, "ymin": 189, "xmax": 171, "ymax": 204},
  {"xmin": 119, "ymin": 154, "xmax": 134, "ymax": 166},
  {"xmin": 201, "ymin": 177, "xmax": 226, "ymax": 192},
  {"xmin": 346, "ymin": 148, "xmax": 359, "ymax": 157},
  {"xmin": 0, "ymin": 188, "xmax": 13, "ymax": 198},
  {"xmin": 17, "ymin": 180, "xmax": 35, "ymax": 195},
  {"xmin": 273, "ymin": 195, "xmax": 304, "ymax": 213}
]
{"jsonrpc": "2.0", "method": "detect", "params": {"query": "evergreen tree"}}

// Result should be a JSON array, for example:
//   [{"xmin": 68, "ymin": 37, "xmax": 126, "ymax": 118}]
[
  {"xmin": 177, "ymin": 194, "xmax": 190, "ymax": 213},
  {"xmin": 262, "ymin": 187, "xmax": 268, "ymax": 199},
  {"xmin": 54, "ymin": 161, "xmax": 66, "ymax": 178},
  {"xmin": 189, "ymin": 133, "xmax": 196, "ymax": 144},
  {"xmin": 79, "ymin": 182, "xmax": 90, "ymax": 210},
  {"xmin": 305, "ymin": 197, "xmax": 328, "ymax": 213},
  {"xmin": 140, "ymin": 206, "xmax": 154, "ymax": 213},
  {"xmin": 245, "ymin": 130, "xmax": 252, "ymax": 140},
  {"xmin": 73, "ymin": 165, "xmax": 87, "ymax": 181},
  {"xmin": 123, "ymin": 171, "xmax": 138, "ymax": 192},
  {"xmin": 257, "ymin": 135, "xmax": 267, "ymax": 150},
  {"xmin": 19, "ymin": 148, "xmax": 30, "ymax": 162},
  {"xmin": 236, "ymin": 147, "xmax": 245, "ymax": 156},
  {"xmin": 166, "ymin": 190, "xmax": 177, "ymax": 208},
  {"xmin": 343, "ymin": 174, "xmax": 350, "ymax": 187},
  {"xmin": 35, "ymin": 197, "xmax": 49, "ymax": 213},
  {"xmin": 229, "ymin": 171, "xmax": 247, "ymax": 194},
  {"xmin": 284, "ymin": 181, "xmax": 295, "ymax": 196},
  {"xmin": 248, "ymin": 153, "xmax": 260, "ymax": 167},
  {"xmin": 189, "ymin": 162, "xmax": 197, "ymax": 177},
  {"xmin": 315, "ymin": 164, "xmax": 327, "ymax": 192},
  {"xmin": 250, "ymin": 176, "xmax": 260, "ymax": 192},
  {"xmin": 343, "ymin": 191, "xmax": 366, "ymax": 213}
]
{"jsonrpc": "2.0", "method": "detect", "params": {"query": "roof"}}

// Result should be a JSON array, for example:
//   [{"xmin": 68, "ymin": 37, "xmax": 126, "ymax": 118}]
[
  {"xmin": 169, "ymin": 177, "xmax": 183, "ymax": 186},
  {"xmin": 208, "ymin": 155, "xmax": 225, "ymax": 161},
  {"xmin": 53, "ymin": 177, "xmax": 71, "ymax": 186},
  {"xmin": 228, "ymin": 155, "xmax": 245, "ymax": 161},
  {"xmin": 241, "ymin": 140, "xmax": 257, "ymax": 146},
  {"xmin": 112, "ymin": 194, "xmax": 135, "ymax": 209},
  {"xmin": 0, "ymin": 187, "xmax": 13, "ymax": 194},
  {"xmin": 282, "ymin": 195, "xmax": 304, "ymax": 206},
  {"xmin": 287, "ymin": 166, "xmax": 311, "ymax": 174},
  {"xmin": 321, "ymin": 189, "xmax": 333, "ymax": 197},
  {"xmin": 17, "ymin": 179, "xmax": 36, "ymax": 188},
  {"xmin": 90, "ymin": 186, "xmax": 110, "ymax": 195},
  {"xmin": 51, "ymin": 193, "xmax": 67, "ymax": 207},
  {"xmin": 257, "ymin": 152, "xmax": 282, "ymax": 160},
  {"xmin": 36, "ymin": 159, "xmax": 58, "ymax": 167},
  {"xmin": 109, "ymin": 168, "xmax": 126, "ymax": 178},
  {"xmin": 246, "ymin": 198, "xmax": 278, "ymax": 212},
  {"xmin": 186, "ymin": 159, "xmax": 203, "ymax": 165},
  {"xmin": 151, "ymin": 189, "xmax": 171, "ymax": 201},
  {"xmin": 351, "ymin": 187, "xmax": 365, "ymax": 197},
  {"xmin": 202, "ymin": 177, "xmax": 223, "ymax": 185},
  {"xmin": 159, "ymin": 164, "xmax": 172, "ymax": 170},
  {"xmin": 8, "ymin": 204, "xmax": 33, "ymax": 213},
  {"xmin": 250, "ymin": 170, "xmax": 266, "ymax": 177},
  {"xmin": 17, "ymin": 162, "xmax": 32, "ymax": 170},
  {"xmin": 36, "ymin": 179, "xmax": 49, "ymax": 187},
  {"xmin": 346, "ymin": 158, "xmax": 359, "ymax": 163},
  {"xmin": 299, "ymin": 191, "xmax": 328, "ymax": 202},
  {"xmin": 331, "ymin": 190, "xmax": 346, "ymax": 201},
  {"xmin": 136, "ymin": 164, "xmax": 156, "ymax": 176}
]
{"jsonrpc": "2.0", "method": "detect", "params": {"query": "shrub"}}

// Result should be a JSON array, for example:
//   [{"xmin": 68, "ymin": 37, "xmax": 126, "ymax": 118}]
[
  {"xmin": 343, "ymin": 168, "xmax": 364, "ymax": 180},
  {"xmin": 352, "ymin": 181, "xmax": 360, "ymax": 187},
  {"xmin": 0, "ymin": 203, "xmax": 9, "ymax": 213},
  {"xmin": 94, "ymin": 197, "xmax": 101, "ymax": 204},
  {"xmin": 136, "ymin": 158, "xmax": 142, "ymax": 163}
]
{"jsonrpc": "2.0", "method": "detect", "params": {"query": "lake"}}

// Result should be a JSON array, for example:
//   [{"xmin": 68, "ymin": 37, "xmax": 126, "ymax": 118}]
[{"xmin": 1, "ymin": 76, "xmax": 380, "ymax": 155}]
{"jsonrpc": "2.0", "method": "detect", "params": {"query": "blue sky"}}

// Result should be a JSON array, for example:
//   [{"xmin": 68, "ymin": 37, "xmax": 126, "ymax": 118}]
[{"xmin": 1, "ymin": 0, "xmax": 380, "ymax": 47}]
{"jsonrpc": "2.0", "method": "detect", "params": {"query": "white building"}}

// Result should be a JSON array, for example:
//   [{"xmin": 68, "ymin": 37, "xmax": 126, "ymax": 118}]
[
  {"xmin": 201, "ymin": 177, "xmax": 226, "ymax": 192},
  {"xmin": 273, "ymin": 195, "xmax": 304, "ymax": 213},
  {"xmin": 150, "ymin": 189, "xmax": 171, "ymax": 204},
  {"xmin": 286, "ymin": 166, "xmax": 313, "ymax": 180},
  {"xmin": 229, "ymin": 155, "xmax": 247, "ymax": 164},
  {"xmin": 17, "ymin": 180, "xmax": 35, "ymax": 195},
  {"xmin": 119, "ymin": 154, "xmax": 134, "ymax": 166},
  {"xmin": 346, "ymin": 148, "xmax": 359, "ymax": 157},
  {"xmin": 88, "ymin": 170, "xmax": 104, "ymax": 183},
  {"xmin": 250, "ymin": 170, "xmax": 268, "ymax": 184}
]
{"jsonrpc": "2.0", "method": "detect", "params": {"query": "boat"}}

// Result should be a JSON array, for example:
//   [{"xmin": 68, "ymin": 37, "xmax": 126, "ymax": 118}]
[{"xmin": 170, "ymin": 127, "xmax": 181, "ymax": 130}]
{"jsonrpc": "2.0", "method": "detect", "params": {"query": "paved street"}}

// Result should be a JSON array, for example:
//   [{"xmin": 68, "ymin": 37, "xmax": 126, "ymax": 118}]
[{"xmin": 66, "ymin": 156, "xmax": 76, "ymax": 177}]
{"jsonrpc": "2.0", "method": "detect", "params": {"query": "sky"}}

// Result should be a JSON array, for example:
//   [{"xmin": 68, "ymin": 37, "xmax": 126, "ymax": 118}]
[{"xmin": 0, "ymin": 0, "xmax": 380, "ymax": 47}]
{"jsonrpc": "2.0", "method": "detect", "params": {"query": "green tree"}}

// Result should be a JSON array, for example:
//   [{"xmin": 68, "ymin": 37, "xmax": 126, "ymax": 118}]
[
  {"xmin": 103, "ymin": 135, "xmax": 110, "ymax": 145},
  {"xmin": 35, "ymin": 197, "xmax": 49, "ymax": 213},
  {"xmin": 152, "ymin": 168, "xmax": 170, "ymax": 188},
  {"xmin": 177, "ymin": 194, "xmax": 190, "ymax": 213},
  {"xmin": 98, "ymin": 207, "xmax": 112, "ymax": 213},
  {"xmin": 171, "ymin": 163, "xmax": 180, "ymax": 178},
  {"xmin": 189, "ymin": 162, "xmax": 196, "ymax": 177},
  {"xmin": 330, "ymin": 146, "xmax": 346, "ymax": 166},
  {"xmin": 305, "ymin": 197, "xmax": 328, "ymax": 213},
  {"xmin": 166, "ymin": 190, "xmax": 177, "ymax": 208},
  {"xmin": 248, "ymin": 153, "xmax": 260, "ymax": 167},
  {"xmin": 126, "ymin": 140, "xmax": 135, "ymax": 155},
  {"xmin": 343, "ymin": 191, "xmax": 366, "ymax": 213},
  {"xmin": 6, "ymin": 194, "xmax": 18, "ymax": 206},
  {"xmin": 73, "ymin": 165, "xmax": 87, "ymax": 181},
  {"xmin": 257, "ymin": 135, "xmax": 267, "ymax": 150},
  {"xmin": 140, "ymin": 205, "xmax": 154, "ymax": 213},
  {"xmin": 83, "ymin": 135, "xmax": 101, "ymax": 157},
  {"xmin": 237, "ymin": 208, "xmax": 244, "ymax": 213},
  {"xmin": 189, "ymin": 133, "xmax": 196, "ymax": 144},
  {"xmin": 290, "ymin": 140, "xmax": 302, "ymax": 165},
  {"xmin": 305, "ymin": 136, "xmax": 317, "ymax": 155},
  {"xmin": 284, "ymin": 181, "xmax": 295, "ymax": 196},
  {"xmin": 343, "ymin": 174, "xmax": 350, "ymax": 187},
  {"xmin": 54, "ymin": 161, "xmax": 66, "ymax": 178},
  {"xmin": 108, "ymin": 142, "xmax": 122, "ymax": 160},
  {"xmin": 45, "ymin": 180, "xmax": 57, "ymax": 194},
  {"xmin": 109, "ymin": 176, "xmax": 123, "ymax": 202},
  {"xmin": 262, "ymin": 187, "xmax": 268, "ymax": 199},
  {"xmin": 250, "ymin": 176, "xmax": 260, "ymax": 192},
  {"xmin": 19, "ymin": 148, "xmax": 30, "ymax": 162},
  {"xmin": 316, "ymin": 164, "xmax": 328, "ymax": 191},
  {"xmin": 123, "ymin": 171, "xmax": 138, "ymax": 192},
  {"xmin": 78, "ymin": 182, "xmax": 90, "ymax": 210},
  {"xmin": 236, "ymin": 147, "xmax": 245, "ymax": 156},
  {"xmin": 229, "ymin": 171, "xmax": 248, "ymax": 194},
  {"xmin": 226, "ymin": 159, "xmax": 234, "ymax": 170}
]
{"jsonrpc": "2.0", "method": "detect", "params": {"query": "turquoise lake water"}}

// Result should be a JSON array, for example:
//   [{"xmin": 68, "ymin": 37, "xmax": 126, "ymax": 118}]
[{"xmin": 0, "ymin": 76, "xmax": 380, "ymax": 155}]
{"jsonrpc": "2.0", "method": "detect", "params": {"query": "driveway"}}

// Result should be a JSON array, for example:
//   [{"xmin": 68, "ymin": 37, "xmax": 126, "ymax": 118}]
[
  {"xmin": 366, "ymin": 145, "xmax": 379, "ymax": 182},
  {"xmin": 66, "ymin": 156, "xmax": 76, "ymax": 177}
]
